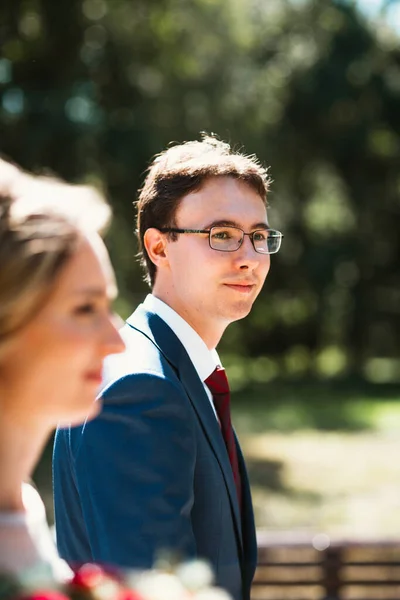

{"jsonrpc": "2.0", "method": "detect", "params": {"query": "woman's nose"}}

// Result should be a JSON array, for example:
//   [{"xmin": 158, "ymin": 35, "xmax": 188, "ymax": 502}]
[{"xmin": 101, "ymin": 314, "xmax": 126, "ymax": 356}]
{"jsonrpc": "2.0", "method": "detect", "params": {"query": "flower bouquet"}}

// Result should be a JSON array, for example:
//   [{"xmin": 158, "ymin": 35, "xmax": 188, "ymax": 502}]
[{"xmin": 0, "ymin": 557, "xmax": 231, "ymax": 600}]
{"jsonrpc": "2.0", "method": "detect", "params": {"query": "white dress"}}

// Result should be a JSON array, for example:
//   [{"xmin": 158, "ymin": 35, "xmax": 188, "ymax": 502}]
[{"xmin": 0, "ymin": 483, "xmax": 71, "ymax": 580}]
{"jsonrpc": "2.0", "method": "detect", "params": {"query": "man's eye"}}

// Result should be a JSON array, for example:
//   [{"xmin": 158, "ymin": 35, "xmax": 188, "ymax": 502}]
[
  {"xmin": 253, "ymin": 231, "xmax": 267, "ymax": 242},
  {"xmin": 212, "ymin": 229, "xmax": 232, "ymax": 240}
]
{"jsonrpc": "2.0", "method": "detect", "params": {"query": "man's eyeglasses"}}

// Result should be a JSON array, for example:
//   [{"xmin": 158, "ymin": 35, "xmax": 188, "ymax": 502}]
[{"xmin": 158, "ymin": 226, "xmax": 283, "ymax": 254}]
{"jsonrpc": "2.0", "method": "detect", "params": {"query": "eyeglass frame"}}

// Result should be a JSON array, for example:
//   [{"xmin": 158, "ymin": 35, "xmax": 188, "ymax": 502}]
[{"xmin": 158, "ymin": 226, "xmax": 283, "ymax": 255}]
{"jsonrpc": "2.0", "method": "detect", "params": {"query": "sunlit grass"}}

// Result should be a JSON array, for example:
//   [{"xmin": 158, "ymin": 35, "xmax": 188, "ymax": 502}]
[
  {"xmin": 233, "ymin": 384, "xmax": 400, "ymax": 537},
  {"xmin": 232, "ymin": 383, "xmax": 400, "ymax": 432}
]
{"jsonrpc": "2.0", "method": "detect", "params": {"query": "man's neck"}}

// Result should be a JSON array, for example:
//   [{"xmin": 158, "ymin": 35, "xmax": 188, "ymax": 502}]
[{"xmin": 150, "ymin": 290, "xmax": 226, "ymax": 350}]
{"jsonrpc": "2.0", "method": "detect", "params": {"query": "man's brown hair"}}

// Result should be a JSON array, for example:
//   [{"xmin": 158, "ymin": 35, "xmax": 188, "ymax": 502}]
[{"xmin": 136, "ymin": 134, "xmax": 271, "ymax": 286}]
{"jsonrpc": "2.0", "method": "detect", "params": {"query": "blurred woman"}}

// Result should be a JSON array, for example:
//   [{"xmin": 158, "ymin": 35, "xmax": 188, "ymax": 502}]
[{"xmin": 0, "ymin": 158, "xmax": 125, "ymax": 577}]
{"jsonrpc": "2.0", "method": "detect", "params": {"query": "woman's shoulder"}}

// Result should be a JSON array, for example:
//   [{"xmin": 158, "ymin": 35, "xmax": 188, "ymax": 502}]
[
  {"xmin": 21, "ymin": 482, "xmax": 46, "ymax": 521},
  {"xmin": 0, "ymin": 482, "xmax": 71, "ymax": 581}
]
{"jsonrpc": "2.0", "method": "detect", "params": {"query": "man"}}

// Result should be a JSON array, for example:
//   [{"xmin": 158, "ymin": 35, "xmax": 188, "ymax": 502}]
[{"xmin": 53, "ymin": 135, "xmax": 283, "ymax": 600}]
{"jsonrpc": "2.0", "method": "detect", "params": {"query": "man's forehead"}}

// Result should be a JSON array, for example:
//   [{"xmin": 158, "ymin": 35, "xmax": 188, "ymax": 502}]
[
  {"xmin": 177, "ymin": 178, "xmax": 267, "ymax": 221},
  {"xmin": 179, "ymin": 177, "xmax": 264, "ymax": 204}
]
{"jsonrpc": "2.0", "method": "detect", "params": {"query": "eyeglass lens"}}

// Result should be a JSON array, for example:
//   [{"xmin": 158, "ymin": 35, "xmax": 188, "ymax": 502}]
[{"xmin": 209, "ymin": 227, "xmax": 281, "ymax": 254}]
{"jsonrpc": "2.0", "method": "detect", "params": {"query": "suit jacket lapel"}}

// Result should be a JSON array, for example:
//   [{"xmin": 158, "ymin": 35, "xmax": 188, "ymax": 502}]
[
  {"xmin": 126, "ymin": 306, "xmax": 243, "ymax": 551},
  {"xmin": 177, "ymin": 351, "xmax": 243, "ymax": 551},
  {"xmin": 235, "ymin": 433, "xmax": 258, "ymax": 581}
]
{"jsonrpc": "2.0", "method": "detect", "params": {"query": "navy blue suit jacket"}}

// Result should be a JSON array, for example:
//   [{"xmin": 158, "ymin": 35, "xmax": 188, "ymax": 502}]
[{"xmin": 53, "ymin": 306, "xmax": 257, "ymax": 600}]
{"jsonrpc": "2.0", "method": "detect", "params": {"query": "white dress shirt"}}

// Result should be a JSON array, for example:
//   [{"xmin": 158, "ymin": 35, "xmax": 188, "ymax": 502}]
[{"xmin": 143, "ymin": 294, "xmax": 221, "ymax": 419}]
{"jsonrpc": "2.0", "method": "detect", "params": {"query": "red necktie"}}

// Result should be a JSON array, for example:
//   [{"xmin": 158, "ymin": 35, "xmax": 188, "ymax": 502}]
[{"xmin": 205, "ymin": 367, "xmax": 242, "ymax": 509}]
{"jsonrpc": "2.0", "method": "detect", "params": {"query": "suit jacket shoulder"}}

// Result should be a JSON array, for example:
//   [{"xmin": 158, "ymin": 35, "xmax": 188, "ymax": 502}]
[{"xmin": 101, "ymin": 306, "xmax": 186, "ymax": 394}]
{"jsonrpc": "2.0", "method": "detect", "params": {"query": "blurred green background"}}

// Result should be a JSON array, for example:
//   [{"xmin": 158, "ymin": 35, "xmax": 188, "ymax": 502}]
[{"xmin": 1, "ymin": 0, "xmax": 400, "ymax": 537}]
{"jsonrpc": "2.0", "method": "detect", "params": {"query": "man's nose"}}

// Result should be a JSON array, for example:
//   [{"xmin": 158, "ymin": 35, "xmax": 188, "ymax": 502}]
[{"xmin": 234, "ymin": 234, "xmax": 261, "ymax": 268}]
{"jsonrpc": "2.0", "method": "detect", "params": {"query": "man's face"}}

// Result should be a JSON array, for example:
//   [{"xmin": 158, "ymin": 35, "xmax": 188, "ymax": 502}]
[{"xmin": 158, "ymin": 176, "xmax": 271, "ymax": 346}]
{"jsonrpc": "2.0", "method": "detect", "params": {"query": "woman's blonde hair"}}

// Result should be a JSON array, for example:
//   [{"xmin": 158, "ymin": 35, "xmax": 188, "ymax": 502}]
[{"xmin": 0, "ymin": 158, "xmax": 111, "ymax": 356}]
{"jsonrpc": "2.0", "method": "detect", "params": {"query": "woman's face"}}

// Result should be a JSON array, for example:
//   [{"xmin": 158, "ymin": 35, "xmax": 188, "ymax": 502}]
[{"xmin": 0, "ymin": 234, "xmax": 125, "ymax": 429}]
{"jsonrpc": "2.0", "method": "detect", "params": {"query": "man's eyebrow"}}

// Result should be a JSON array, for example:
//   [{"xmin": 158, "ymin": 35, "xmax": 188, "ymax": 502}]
[{"xmin": 205, "ymin": 219, "xmax": 269, "ymax": 230}]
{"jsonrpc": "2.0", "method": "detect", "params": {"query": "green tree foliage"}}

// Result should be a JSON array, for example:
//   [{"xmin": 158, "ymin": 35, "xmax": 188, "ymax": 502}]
[{"xmin": 1, "ymin": 0, "xmax": 399, "ymax": 383}]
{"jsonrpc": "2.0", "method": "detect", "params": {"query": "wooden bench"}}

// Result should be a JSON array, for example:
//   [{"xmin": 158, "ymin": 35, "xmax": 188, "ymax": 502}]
[{"xmin": 252, "ymin": 531, "xmax": 400, "ymax": 600}]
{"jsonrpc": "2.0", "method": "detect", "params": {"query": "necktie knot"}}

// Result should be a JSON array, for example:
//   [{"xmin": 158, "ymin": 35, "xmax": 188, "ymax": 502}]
[{"xmin": 204, "ymin": 366, "xmax": 230, "ymax": 397}]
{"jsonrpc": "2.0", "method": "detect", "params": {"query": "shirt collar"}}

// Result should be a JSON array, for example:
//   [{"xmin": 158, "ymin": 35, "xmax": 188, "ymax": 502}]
[{"xmin": 142, "ymin": 294, "xmax": 220, "ymax": 381}]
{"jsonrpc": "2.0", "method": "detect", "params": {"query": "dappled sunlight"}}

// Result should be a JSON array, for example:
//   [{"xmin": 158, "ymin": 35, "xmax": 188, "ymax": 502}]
[{"xmin": 2, "ymin": 0, "xmax": 400, "ymax": 551}]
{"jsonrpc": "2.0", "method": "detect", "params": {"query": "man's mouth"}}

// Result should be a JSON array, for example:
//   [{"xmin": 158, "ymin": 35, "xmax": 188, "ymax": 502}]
[{"xmin": 223, "ymin": 282, "xmax": 256, "ymax": 293}]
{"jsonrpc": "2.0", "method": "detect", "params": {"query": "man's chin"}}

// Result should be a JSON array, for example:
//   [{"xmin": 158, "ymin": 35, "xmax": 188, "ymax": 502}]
[{"xmin": 223, "ymin": 302, "xmax": 254, "ymax": 323}]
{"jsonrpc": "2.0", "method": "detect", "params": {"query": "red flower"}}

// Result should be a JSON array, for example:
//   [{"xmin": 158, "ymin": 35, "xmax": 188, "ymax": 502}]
[
  {"xmin": 71, "ymin": 563, "xmax": 106, "ymax": 589},
  {"xmin": 116, "ymin": 589, "xmax": 144, "ymax": 600},
  {"xmin": 18, "ymin": 591, "xmax": 70, "ymax": 600}
]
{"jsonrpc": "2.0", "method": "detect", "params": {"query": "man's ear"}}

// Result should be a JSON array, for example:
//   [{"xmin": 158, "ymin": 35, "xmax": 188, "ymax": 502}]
[{"xmin": 144, "ymin": 228, "xmax": 169, "ymax": 269}]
